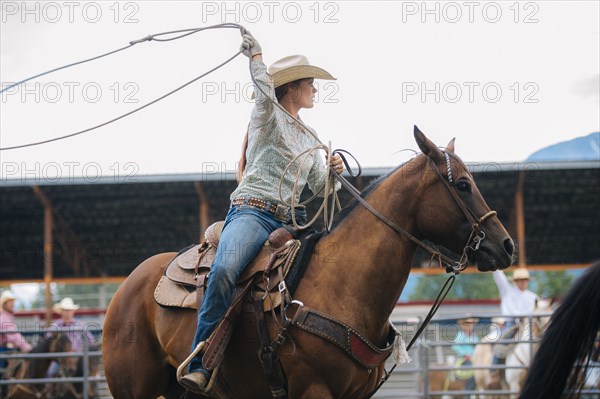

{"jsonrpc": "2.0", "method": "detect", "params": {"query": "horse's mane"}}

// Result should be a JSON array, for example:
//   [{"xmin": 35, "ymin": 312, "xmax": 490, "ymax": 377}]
[
  {"xmin": 31, "ymin": 335, "xmax": 53, "ymax": 353},
  {"xmin": 520, "ymin": 261, "xmax": 600, "ymax": 399},
  {"xmin": 31, "ymin": 333, "xmax": 71, "ymax": 353},
  {"xmin": 329, "ymin": 164, "xmax": 402, "ymax": 230},
  {"xmin": 329, "ymin": 148, "xmax": 458, "ymax": 231}
]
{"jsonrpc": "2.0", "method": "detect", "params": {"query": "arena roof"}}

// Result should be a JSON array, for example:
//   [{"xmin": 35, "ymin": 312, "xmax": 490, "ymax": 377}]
[{"xmin": 1, "ymin": 161, "xmax": 599, "ymax": 281}]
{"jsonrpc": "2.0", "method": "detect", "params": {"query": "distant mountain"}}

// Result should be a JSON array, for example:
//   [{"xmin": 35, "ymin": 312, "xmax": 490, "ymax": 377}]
[{"xmin": 527, "ymin": 132, "xmax": 600, "ymax": 162}]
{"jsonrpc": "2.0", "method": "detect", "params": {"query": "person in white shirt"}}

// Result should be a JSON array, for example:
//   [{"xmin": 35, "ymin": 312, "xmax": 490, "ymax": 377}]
[
  {"xmin": 493, "ymin": 268, "xmax": 538, "ymax": 325},
  {"xmin": 491, "ymin": 268, "xmax": 539, "ymax": 371}
]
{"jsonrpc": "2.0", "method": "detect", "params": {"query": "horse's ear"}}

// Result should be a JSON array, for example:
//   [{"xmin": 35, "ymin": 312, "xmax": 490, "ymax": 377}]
[
  {"xmin": 446, "ymin": 138, "xmax": 456, "ymax": 153},
  {"xmin": 414, "ymin": 125, "xmax": 444, "ymax": 161}
]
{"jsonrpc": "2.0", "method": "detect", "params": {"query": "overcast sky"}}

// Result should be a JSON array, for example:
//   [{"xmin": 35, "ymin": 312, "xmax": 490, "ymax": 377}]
[{"xmin": 1, "ymin": 1, "xmax": 598, "ymax": 182}]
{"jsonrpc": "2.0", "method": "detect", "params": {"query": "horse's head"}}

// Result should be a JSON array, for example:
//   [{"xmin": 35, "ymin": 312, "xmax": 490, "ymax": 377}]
[
  {"xmin": 412, "ymin": 126, "xmax": 514, "ymax": 272},
  {"xmin": 48, "ymin": 333, "xmax": 78, "ymax": 376}
]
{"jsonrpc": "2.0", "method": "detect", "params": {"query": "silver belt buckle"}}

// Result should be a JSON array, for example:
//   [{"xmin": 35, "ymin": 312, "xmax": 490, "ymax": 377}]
[{"xmin": 274, "ymin": 203, "xmax": 289, "ymax": 222}]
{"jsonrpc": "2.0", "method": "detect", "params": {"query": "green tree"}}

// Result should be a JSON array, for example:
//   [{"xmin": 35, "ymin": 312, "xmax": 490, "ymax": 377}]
[
  {"xmin": 409, "ymin": 273, "xmax": 499, "ymax": 301},
  {"xmin": 409, "ymin": 270, "xmax": 578, "ymax": 302},
  {"xmin": 532, "ymin": 271, "xmax": 574, "ymax": 298}
]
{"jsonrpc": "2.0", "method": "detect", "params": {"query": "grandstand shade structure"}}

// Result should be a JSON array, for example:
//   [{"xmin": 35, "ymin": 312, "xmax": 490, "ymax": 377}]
[{"xmin": 1, "ymin": 161, "xmax": 599, "ymax": 282}]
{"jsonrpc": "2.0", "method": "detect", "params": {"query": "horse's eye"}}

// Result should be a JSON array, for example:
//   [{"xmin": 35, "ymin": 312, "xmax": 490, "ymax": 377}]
[{"xmin": 456, "ymin": 180, "xmax": 471, "ymax": 192}]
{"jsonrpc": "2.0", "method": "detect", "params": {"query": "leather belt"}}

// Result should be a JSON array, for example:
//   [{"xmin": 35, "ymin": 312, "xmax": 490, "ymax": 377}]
[{"xmin": 232, "ymin": 197, "xmax": 278, "ymax": 214}]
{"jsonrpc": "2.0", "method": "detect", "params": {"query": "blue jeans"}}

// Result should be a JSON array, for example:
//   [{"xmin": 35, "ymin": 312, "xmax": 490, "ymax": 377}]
[{"xmin": 189, "ymin": 204, "xmax": 306, "ymax": 373}]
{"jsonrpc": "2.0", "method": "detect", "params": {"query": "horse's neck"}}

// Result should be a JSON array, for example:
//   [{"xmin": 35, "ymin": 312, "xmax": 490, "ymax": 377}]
[
  {"xmin": 305, "ymin": 168, "xmax": 419, "ymax": 340},
  {"xmin": 28, "ymin": 342, "xmax": 52, "ymax": 378}
]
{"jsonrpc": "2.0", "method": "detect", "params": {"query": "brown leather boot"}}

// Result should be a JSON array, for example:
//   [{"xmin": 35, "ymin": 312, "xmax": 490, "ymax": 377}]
[{"xmin": 180, "ymin": 371, "xmax": 209, "ymax": 393}]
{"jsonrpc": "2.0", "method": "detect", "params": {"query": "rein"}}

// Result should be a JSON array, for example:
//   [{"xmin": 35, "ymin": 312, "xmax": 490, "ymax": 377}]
[{"xmin": 331, "ymin": 153, "xmax": 497, "ymax": 273}]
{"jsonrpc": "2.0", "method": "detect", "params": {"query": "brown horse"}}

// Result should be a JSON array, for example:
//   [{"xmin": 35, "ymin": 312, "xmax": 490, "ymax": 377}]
[
  {"xmin": 102, "ymin": 128, "xmax": 514, "ymax": 399},
  {"xmin": 428, "ymin": 364, "xmax": 471, "ymax": 399}
]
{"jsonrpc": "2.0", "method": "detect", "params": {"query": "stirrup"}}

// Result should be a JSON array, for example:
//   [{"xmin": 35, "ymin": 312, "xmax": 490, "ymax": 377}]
[{"xmin": 176, "ymin": 341, "xmax": 206, "ymax": 383}]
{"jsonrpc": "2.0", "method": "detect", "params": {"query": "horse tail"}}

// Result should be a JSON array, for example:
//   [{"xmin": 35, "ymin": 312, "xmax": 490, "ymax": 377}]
[{"xmin": 520, "ymin": 261, "xmax": 600, "ymax": 399}]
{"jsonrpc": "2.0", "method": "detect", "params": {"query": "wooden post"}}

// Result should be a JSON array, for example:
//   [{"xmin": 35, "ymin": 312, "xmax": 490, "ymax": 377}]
[
  {"xmin": 515, "ymin": 170, "xmax": 526, "ymax": 267},
  {"xmin": 32, "ymin": 186, "xmax": 54, "ymax": 324},
  {"xmin": 194, "ymin": 182, "xmax": 210, "ymax": 242}
]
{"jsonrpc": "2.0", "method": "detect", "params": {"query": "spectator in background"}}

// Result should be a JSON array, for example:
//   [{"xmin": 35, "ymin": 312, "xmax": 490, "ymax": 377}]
[
  {"xmin": 46, "ymin": 297, "xmax": 95, "ymax": 378},
  {"xmin": 1, "ymin": 290, "xmax": 32, "ymax": 391},
  {"xmin": 0, "ymin": 290, "xmax": 32, "ymax": 353},
  {"xmin": 451, "ymin": 317, "xmax": 479, "ymax": 392},
  {"xmin": 491, "ymin": 268, "xmax": 539, "ymax": 373}
]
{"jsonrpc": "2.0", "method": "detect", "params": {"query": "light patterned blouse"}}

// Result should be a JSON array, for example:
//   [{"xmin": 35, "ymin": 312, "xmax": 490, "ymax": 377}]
[{"xmin": 230, "ymin": 59, "xmax": 340, "ymax": 206}]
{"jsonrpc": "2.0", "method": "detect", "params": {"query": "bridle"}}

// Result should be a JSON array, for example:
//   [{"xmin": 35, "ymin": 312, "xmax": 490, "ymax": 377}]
[
  {"xmin": 333, "ymin": 150, "xmax": 497, "ymax": 274},
  {"xmin": 347, "ymin": 150, "xmax": 498, "ymax": 398},
  {"xmin": 433, "ymin": 152, "xmax": 498, "ymax": 272}
]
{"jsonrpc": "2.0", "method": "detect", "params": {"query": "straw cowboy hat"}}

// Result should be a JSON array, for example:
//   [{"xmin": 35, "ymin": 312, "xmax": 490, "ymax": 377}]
[
  {"xmin": 268, "ymin": 55, "xmax": 336, "ymax": 88},
  {"xmin": 1, "ymin": 291, "xmax": 16, "ymax": 307},
  {"xmin": 54, "ymin": 297, "xmax": 80, "ymax": 312},
  {"xmin": 512, "ymin": 268, "xmax": 530, "ymax": 280}
]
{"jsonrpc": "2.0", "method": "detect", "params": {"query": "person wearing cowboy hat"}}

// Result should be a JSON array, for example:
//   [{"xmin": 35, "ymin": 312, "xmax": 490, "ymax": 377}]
[
  {"xmin": 492, "ymin": 268, "xmax": 538, "ymax": 329},
  {"xmin": 1, "ymin": 290, "xmax": 32, "ymax": 389},
  {"xmin": 47, "ymin": 297, "xmax": 93, "ymax": 351},
  {"xmin": 0, "ymin": 290, "xmax": 32, "ymax": 353},
  {"xmin": 181, "ymin": 31, "xmax": 343, "ymax": 392},
  {"xmin": 46, "ymin": 297, "xmax": 95, "ymax": 379},
  {"xmin": 490, "ymin": 268, "xmax": 539, "ymax": 376}
]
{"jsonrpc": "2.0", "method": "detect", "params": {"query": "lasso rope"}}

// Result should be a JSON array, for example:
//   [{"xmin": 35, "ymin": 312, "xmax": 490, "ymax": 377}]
[
  {"xmin": 0, "ymin": 23, "xmax": 245, "ymax": 151},
  {"xmin": 277, "ymin": 142, "xmax": 343, "ymax": 231},
  {"xmin": 2, "ymin": 22, "xmax": 352, "ymax": 228}
]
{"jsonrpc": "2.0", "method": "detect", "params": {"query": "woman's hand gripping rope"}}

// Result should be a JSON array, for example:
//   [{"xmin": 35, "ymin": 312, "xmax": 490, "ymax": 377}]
[{"xmin": 278, "ymin": 142, "xmax": 359, "ymax": 232}]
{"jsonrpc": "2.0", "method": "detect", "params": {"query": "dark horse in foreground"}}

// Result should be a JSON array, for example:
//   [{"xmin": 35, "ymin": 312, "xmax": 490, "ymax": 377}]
[
  {"xmin": 102, "ymin": 128, "xmax": 515, "ymax": 398},
  {"xmin": 520, "ymin": 261, "xmax": 600, "ymax": 399},
  {"xmin": 3, "ymin": 334, "xmax": 75, "ymax": 399}
]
